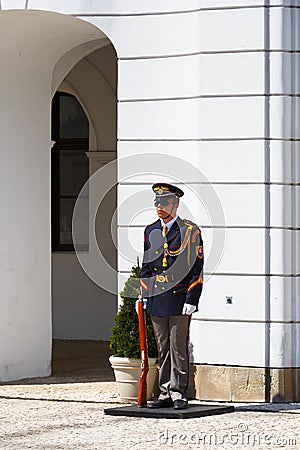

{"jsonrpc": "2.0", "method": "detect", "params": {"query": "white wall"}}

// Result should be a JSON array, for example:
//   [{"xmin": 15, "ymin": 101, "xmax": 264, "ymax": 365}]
[
  {"xmin": 114, "ymin": 4, "xmax": 268, "ymax": 368},
  {"xmin": 28, "ymin": 1, "xmax": 300, "ymax": 369},
  {"xmin": 0, "ymin": 1, "xmax": 298, "ymax": 381},
  {"xmin": 52, "ymin": 255, "xmax": 116, "ymax": 340},
  {"xmin": 110, "ymin": 3, "xmax": 298, "ymax": 368}
]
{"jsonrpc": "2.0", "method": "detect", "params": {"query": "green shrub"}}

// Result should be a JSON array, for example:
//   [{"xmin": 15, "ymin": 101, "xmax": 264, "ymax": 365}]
[{"xmin": 110, "ymin": 266, "xmax": 157, "ymax": 359}]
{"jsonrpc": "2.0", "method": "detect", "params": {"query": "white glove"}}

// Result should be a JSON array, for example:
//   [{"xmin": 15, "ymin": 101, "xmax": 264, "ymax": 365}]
[
  {"xmin": 135, "ymin": 299, "xmax": 147, "ymax": 314},
  {"xmin": 182, "ymin": 303, "xmax": 196, "ymax": 315}
]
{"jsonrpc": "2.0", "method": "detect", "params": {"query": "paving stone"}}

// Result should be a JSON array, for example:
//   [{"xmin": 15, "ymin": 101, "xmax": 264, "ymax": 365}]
[
  {"xmin": 0, "ymin": 342, "xmax": 299, "ymax": 449},
  {"xmin": 0, "ymin": 374, "xmax": 300, "ymax": 450}
]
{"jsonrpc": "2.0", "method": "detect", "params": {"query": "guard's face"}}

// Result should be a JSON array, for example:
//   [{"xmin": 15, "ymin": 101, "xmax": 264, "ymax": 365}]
[{"xmin": 155, "ymin": 196, "xmax": 179, "ymax": 221}]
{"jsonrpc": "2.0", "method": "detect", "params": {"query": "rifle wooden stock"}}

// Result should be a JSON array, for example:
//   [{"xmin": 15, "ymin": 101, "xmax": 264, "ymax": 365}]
[{"xmin": 137, "ymin": 296, "xmax": 149, "ymax": 407}]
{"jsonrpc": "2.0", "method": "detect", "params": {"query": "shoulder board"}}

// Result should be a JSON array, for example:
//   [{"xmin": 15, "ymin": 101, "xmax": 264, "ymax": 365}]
[
  {"xmin": 146, "ymin": 219, "xmax": 160, "ymax": 229},
  {"xmin": 183, "ymin": 219, "xmax": 198, "ymax": 228}
]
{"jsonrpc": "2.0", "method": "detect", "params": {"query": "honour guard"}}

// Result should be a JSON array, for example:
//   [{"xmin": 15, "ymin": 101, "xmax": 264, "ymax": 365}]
[{"xmin": 140, "ymin": 183, "xmax": 204, "ymax": 409}]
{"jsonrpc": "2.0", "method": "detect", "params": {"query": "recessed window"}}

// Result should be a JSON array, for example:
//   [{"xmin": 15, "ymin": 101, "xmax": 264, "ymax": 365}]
[{"xmin": 51, "ymin": 92, "xmax": 89, "ymax": 251}]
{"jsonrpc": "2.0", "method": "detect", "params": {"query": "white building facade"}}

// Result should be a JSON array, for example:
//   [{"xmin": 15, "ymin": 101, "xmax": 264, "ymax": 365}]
[{"xmin": 0, "ymin": 0, "xmax": 299, "ymax": 402}]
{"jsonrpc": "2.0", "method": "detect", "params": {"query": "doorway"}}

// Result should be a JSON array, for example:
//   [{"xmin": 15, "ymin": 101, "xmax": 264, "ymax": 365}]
[
  {"xmin": 0, "ymin": 8, "xmax": 117, "ymax": 382},
  {"xmin": 51, "ymin": 45, "xmax": 117, "ymax": 374}
]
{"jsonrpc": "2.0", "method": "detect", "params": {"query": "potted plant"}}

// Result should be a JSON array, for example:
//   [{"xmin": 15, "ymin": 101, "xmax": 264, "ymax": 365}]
[{"xmin": 109, "ymin": 266, "xmax": 158, "ymax": 401}]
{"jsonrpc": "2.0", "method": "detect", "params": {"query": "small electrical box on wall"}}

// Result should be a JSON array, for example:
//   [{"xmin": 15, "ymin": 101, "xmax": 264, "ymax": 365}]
[{"xmin": 226, "ymin": 296, "xmax": 233, "ymax": 305}]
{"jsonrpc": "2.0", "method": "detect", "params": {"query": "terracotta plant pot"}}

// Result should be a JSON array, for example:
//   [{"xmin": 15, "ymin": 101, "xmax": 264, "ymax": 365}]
[{"xmin": 109, "ymin": 355, "xmax": 158, "ymax": 401}]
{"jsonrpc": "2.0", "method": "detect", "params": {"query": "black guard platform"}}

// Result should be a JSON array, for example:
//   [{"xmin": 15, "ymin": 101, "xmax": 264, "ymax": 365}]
[{"xmin": 104, "ymin": 404, "xmax": 234, "ymax": 419}]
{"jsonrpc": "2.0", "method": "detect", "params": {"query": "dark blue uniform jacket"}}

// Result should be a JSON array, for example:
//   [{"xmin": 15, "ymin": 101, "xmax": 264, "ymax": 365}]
[{"xmin": 141, "ymin": 216, "xmax": 204, "ymax": 316}]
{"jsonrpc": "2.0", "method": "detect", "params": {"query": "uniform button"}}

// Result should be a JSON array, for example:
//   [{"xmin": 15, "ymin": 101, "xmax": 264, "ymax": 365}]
[
  {"xmin": 154, "ymin": 268, "xmax": 157, "ymax": 271},
  {"xmin": 162, "ymin": 287, "xmax": 165, "ymax": 290},
  {"xmin": 154, "ymin": 284, "xmax": 157, "ymax": 288},
  {"xmin": 173, "ymin": 291, "xmax": 176, "ymax": 294},
  {"xmin": 155, "ymin": 251, "xmax": 159, "ymax": 255}
]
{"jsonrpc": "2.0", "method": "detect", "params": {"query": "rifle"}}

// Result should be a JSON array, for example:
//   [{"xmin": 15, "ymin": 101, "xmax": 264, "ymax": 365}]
[{"xmin": 137, "ymin": 256, "xmax": 149, "ymax": 407}]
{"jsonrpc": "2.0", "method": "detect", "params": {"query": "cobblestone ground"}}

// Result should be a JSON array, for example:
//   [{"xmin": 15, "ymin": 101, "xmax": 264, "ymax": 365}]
[{"xmin": 0, "ymin": 376, "xmax": 299, "ymax": 450}]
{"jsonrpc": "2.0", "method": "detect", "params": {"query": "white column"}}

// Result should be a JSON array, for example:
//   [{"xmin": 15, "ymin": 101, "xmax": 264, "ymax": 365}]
[
  {"xmin": 0, "ymin": 76, "xmax": 52, "ymax": 381},
  {"xmin": 269, "ymin": 5, "xmax": 300, "ymax": 370}
]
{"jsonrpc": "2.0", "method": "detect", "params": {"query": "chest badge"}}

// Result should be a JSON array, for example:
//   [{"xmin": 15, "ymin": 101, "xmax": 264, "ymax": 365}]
[{"xmin": 196, "ymin": 246, "xmax": 203, "ymax": 259}]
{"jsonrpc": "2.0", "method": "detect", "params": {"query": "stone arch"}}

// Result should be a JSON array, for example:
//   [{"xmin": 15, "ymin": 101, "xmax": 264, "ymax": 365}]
[{"xmin": 0, "ymin": 9, "xmax": 117, "ymax": 381}]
